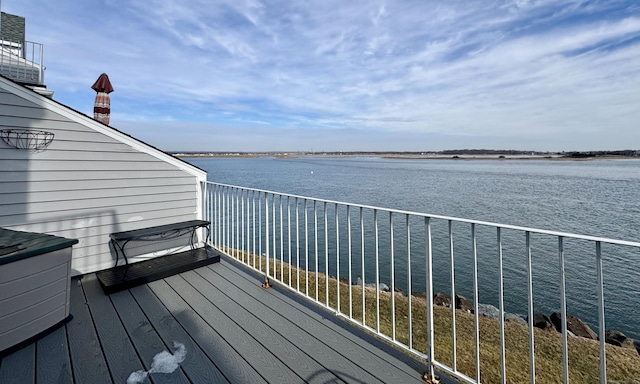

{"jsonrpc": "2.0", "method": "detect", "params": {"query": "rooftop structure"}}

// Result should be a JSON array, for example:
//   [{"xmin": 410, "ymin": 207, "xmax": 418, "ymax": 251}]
[{"xmin": 0, "ymin": 12, "xmax": 48, "ymax": 96}]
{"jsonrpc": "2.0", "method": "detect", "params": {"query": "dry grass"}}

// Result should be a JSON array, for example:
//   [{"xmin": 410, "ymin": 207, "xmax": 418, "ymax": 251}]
[{"xmin": 227, "ymin": 250, "xmax": 640, "ymax": 383}]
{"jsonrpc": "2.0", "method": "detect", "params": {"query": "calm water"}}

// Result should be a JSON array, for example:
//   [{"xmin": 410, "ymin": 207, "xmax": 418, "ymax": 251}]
[{"xmin": 188, "ymin": 156, "xmax": 640, "ymax": 338}]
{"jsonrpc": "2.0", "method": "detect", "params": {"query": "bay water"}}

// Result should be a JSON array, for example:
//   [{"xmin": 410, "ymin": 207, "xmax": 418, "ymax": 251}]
[{"xmin": 187, "ymin": 156, "xmax": 640, "ymax": 339}]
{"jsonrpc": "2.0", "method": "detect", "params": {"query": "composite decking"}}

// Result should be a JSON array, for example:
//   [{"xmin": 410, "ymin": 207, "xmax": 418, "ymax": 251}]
[{"xmin": 0, "ymin": 257, "xmax": 442, "ymax": 384}]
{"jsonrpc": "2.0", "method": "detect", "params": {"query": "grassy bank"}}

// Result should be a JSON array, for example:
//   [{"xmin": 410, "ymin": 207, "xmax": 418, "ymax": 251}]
[{"xmin": 228, "ymin": 251, "xmax": 640, "ymax": 383}]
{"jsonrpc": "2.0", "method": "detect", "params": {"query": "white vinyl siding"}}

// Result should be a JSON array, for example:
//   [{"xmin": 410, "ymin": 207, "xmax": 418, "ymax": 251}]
[{"xmin": 0, "ymin": 81, "xmax": 206, "ymax": 275}]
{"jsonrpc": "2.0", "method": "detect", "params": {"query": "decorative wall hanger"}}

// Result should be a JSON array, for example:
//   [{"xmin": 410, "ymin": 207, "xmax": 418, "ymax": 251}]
[{"xmin": 0, "ymin": 129, "xmax": 54, "ymax": 151}]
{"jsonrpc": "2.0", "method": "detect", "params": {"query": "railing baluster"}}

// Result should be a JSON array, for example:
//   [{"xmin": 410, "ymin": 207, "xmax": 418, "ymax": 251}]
[
  {"xmin": 305, "ymin": 199, "xmax": 309, "ymax": 296},
  {"xmin": 233, "ymin": 188, "xmax": 237, "ymax": 258},
  {"xmin": 246, "ymin": 190, "xmax": 250, "ymax": 263},
  {"xmin": 526, "ymin": 231, "xmax": 535, "ymax": 384},
  {"xmin": 425, "ymin": 217, "xmax": 435, "ymax": 381},
  {"xmin": 216, "ymin": 185, "xmax": 219, "ymax": 248},
  {"xmin": 497, "ymin": 227, "xmax": 506, "ymax": 384},
  {"xmin": 449, "ymin": 220, "xmax": 457, "ymax": 371},
  {"xmin": 361, "ymin": 207, "xmax": 366, "ymax": 327},
  {"xmin": 348, "ymin": 205, "xmax": 353, "ymax": 320},
  {"xmin": 296, "ymin": 197, "xmax": 300, "ymax": 292},
  {"xmin": 252, "ymin": 190, "xmax": 256, "ymax": 268},
  {"xmin": 390, "ymin": 212, "xmax": 396, "ymax": 341},
  {"xmin": 336, "ymin": 203, "xmax": 340, "ymax": 313},
  {"xmin": 259, "ymin": 192, "xmax": 263, "ymax": 272},
  {"xmin": 325, "ymin": 202, "xmax": 329, "ymax": 306},
  {"xmin": 559, "ymin": 236, "xmax": 569, "ymax": 384},
  {"xmin": 596, "ymin": 241, "xmax": 606, "ymax": 384},
  {"xmin": 472, "ymin": 224, "xmax": 480, "ymax": 382},
  {"xmin": 315, "ymin": 200, "xmax": 319, "ymax": 302},
  {"xmin": 272, "ymin": 194, "xmax": 277, "ymax": 280},
  {"xmin": 280, "ymin": 196, "xmax": 284, "ymax": 282},
  {"xmin": 375, "ymin": 209, "xmax": 380, "ymax": 333},
  {"xmin": 225, "ymin": 187, "xmax": 230, "ymax": 253},
  {"xmin": 265, "ymin": 193, "xmax": 270, "ymax": 280},
  {"xmin": 220, "ymin": 186, "xmax": 223, "ymax": 251},
  {"xmin": 406, "ymin": 214, "xmax": 412, "ymax": 350},
  {"xmin": 241, "ymin": 190, "xmax": 245, "ymax": 263},
  {"xmin": 288, "ymin": 196, "xmax": 292, "ymax": 288},
  {"xmin": 238, "ymin": 190, "xmax": 241, "ymax": 260}
]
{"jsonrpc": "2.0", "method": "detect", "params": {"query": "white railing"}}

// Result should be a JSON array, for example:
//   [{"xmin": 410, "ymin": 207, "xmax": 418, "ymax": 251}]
[
  {"xmin": 201, "ymin": 181, "xmax": 640, "ymax": 384},
  {"xmin": 0, "ymin": 40, "xmax": 44, "ymax": 85}
]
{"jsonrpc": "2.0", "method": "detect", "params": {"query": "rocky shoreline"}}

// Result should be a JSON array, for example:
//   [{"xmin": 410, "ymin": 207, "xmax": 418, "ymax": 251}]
[
  {"xmin": 429, "ymin": 291, "xmax": 640, "ymax": 356},
  {"xmin": 353, "ymin": 278, "xmax": 640, "ymax": 357}
]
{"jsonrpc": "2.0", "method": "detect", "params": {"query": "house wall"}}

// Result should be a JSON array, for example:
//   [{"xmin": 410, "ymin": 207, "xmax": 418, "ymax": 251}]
[{"xmin": 0, "ymin": 80, "xmax": 206, "ymax": 275}]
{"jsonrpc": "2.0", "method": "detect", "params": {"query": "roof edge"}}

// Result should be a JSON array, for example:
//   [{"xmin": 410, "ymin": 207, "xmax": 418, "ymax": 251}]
[{"xmin": 0, "ymin": 74, "xmax": 207, "ymax": 180}]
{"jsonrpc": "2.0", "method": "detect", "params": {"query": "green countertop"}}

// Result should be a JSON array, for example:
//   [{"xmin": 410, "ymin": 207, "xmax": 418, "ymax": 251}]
[{"xmin": 0, "ymin": 228, "xmax": 78, "ymax": 265}]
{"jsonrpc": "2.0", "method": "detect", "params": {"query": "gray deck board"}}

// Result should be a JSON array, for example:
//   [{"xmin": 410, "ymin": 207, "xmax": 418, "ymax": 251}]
[
  {"xmin": 180, "ymin": 270, "xmax": 345, "ymax": 383},
  {"xmin": 146, "ymin": 278, "xmax": 268, "ymax": 384},
  {"xmin": 203, "ymin": 261, "xmax": 428, "ymax": 384},
  {"xmin": 66, "ymin": 277, "xmax": 111, "ymax": 384},
  {"xmin": 128, "ymin": 284, "xmax": 230, "ymax": 384},
  {"xmin": 0, "ymin": 343, "xmax": 35, "ymax": 384},
  {"xmin": 36, "ymin": 326, "xmax": 72, "ymax": 384},
  {"xmin": 163, "ymin": 274, "xmax": 305, "ymax": 383},
  {"xmin": 0, "ymin": 255, "xmax": 441, "ymax": 384},
  {"xmin": 81, "ymin": 274, "xmax": 145, "ymax": 383},
  {"xmin": 109, "ymin": 289, "xmax": 191, "ymax": 384},
  {"xmin": 191, "ymin": 267, "xmax": 380, "ymax": 384}
]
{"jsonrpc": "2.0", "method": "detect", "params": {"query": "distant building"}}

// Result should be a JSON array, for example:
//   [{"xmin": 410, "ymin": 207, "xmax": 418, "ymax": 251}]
[{"xmin": 0, "ymin": 11, "xmax": 50, "ymax": 96}]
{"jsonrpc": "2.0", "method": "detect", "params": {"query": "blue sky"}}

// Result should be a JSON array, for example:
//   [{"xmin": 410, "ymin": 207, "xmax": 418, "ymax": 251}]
[{"xmin": 4, "ymin": 0, "xmax": 639, "ymax": 152}]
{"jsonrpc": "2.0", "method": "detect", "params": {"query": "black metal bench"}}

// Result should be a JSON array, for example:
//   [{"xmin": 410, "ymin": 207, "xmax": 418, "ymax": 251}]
[
  {"xmin": 96, "ymin": 220, "xmax": 221, "ymax": 294},
  {"xmin": 109, "ymin": 219, "xmax": 211, "ymax": 267}
]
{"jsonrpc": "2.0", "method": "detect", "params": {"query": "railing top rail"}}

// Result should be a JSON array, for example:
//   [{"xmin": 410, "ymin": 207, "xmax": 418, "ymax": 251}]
[{"xmin": 203, "ymin": 181, "xmax": 640, "ymax": 247}]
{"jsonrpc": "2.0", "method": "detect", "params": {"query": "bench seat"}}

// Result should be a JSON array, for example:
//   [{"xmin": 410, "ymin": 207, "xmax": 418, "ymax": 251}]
[
  {"xmin": 96, "ymin": 245, "xmax": 221, "ymax": 294},
  {"xmin": 96, "ymin": 220, "xmax": 220, "ymax": 294}
]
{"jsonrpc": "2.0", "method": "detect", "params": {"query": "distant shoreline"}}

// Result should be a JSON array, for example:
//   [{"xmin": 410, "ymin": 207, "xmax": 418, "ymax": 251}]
[
  {"xmin": 174, "ymin": 152, "xmax": 639, "ymax": 161},
  {"xmin": 383, "ymin": 154, "xmax": 639, "ymax": 161}
]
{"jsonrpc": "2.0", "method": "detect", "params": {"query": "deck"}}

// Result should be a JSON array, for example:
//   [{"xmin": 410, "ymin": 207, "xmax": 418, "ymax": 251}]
[{"xmin": 0, "ymin": 257, "xmax": 442, "ymax": 383}]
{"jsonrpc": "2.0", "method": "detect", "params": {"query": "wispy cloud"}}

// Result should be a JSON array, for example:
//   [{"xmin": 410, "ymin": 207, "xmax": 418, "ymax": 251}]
[{"xmin": 5, "ymin": 0, "xmax": 639, "ymax": 151}]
